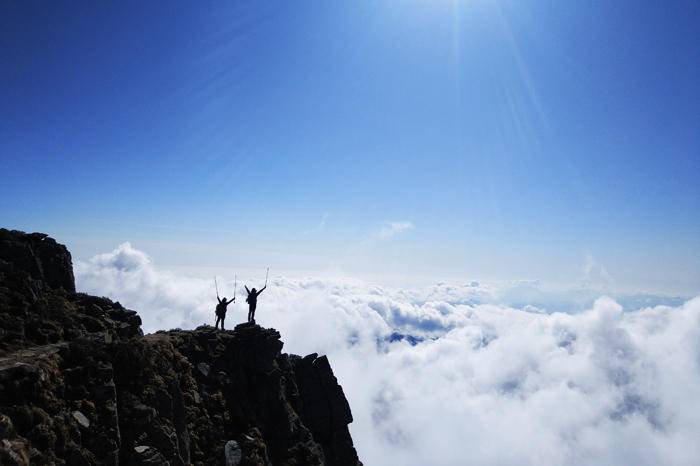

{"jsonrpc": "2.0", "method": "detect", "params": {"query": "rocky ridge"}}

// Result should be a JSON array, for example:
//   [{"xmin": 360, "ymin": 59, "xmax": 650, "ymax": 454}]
[{"xmin": 0, "ymin": 229, "xmax": 361, "ymax": 465}]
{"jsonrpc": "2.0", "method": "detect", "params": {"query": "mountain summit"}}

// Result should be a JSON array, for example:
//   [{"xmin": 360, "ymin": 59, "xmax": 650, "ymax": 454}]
[{"xmin": 0, "ymin": 229, "xmax": 362, "ymax": 466}]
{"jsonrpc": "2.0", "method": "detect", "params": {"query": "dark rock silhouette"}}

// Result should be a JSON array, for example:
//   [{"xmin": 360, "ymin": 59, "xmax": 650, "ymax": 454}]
[
  {"xmin": 0, "ymin": 229, "xmax": 362, "ymax": 466},
  {"xmin": 0, "ymin": 228, "xmax": 75, "ymax": 293}
]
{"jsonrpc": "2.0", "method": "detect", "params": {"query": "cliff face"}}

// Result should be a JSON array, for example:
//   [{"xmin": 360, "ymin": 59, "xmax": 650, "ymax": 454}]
[{"xmin": 0, "ymin": 229, "xmax": 362, "ymax": 466}]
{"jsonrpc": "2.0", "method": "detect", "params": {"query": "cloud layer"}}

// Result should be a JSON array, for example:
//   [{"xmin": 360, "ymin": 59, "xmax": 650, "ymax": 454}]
[{"xmin": 75, "ymin": 243, "xmax": 700, "ymax": 465}]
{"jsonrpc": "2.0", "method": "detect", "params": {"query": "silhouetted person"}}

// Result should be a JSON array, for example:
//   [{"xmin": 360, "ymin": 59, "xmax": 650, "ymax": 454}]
[
  {"xmin": 245, "ymin": 285, "xmax": 266, "ymax": 322},
  {"xmin": 215, "ymin": 296, "xmax": 234, "ymax": 330}
]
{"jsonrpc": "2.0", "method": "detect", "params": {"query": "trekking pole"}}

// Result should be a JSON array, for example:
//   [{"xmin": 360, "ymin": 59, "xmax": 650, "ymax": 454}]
[
  {"xmin": 215, "ymin": 277, "xmax": 220, "ymax": 298},
  {"xmin": 233, "ymin": 274, "xmax": 237, "ymax": 300},
  {"xmin": 264, "ymin": 267, "xmax": 269, "ymax": 287}
]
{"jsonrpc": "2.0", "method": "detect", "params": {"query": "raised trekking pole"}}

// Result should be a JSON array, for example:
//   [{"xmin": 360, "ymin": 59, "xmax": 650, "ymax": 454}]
[
  {"xmin": 215, "ymin": 277, "xmax": 220, "ymax": 299},
  {"xmin": 264, "ymin": 267, "xmax": 269, "ymax": 287},
  {"xmin": 233, "ymin": 274, "xmax": 237, "ymax": 300}
]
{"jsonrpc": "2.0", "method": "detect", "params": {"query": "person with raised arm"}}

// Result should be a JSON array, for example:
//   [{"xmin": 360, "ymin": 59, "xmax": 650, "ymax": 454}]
[
  {"xmin": 214, "ymin": 276, "xmax": 236, "ymax": 330},
  {"xmin": 244, "ymin": 284, "xmax": 266, "ymax": 323}
]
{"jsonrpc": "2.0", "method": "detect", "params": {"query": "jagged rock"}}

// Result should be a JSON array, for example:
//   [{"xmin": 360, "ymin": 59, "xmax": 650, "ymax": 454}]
[
  {"xmin": 132, "ymin": 445, "xmax": 170, "ymax": 465},
  {"xmin": 0, "ymin": 228, "xmax": 75, "ymax": 293},
  {"xmin": 225, "ymin": 440, "xmax": 243, "ymax": 466},
  {"xmin": 197, "ymin": 362, "xmax": 210, "ymax": 377},
  {"xmin": 287, "ymin": 354, "xmax": 358, "ymax": 465},
  {"xmin": 237, "ymin": 428, "xmax": 272, "ymax": 466},
  {"xmin": 0, "ymin": 248, "xmax": 143, "ymax": 354},
  {"xmin": 0, "ymin": 230, "xmax": 362, "ymax": 465},
  {"xmin": 0, "ymin": 438, "xmax": 30, "ymax": 466},
  {"xmin": 72, "ymin": 411, "xmax": 90, "ymax": 428},
  {"xmin": 0, "ymin": 414, "xmax": 14, "ymax": 439}
]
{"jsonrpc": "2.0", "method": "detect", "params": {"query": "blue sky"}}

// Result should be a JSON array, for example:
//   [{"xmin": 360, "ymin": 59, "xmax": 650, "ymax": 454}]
[{"xmin": 1, "ymin": 1, "xmax": 698, "ymax": 293}]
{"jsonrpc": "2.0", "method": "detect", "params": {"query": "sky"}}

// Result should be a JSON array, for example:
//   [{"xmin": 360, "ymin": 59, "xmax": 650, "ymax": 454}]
[
  {"xmin": 1, "ymin": 0, "xmax": 699, "ymax": 294},
  {"xmin": 2, "ymin": 3, "xmax": 700, "ymax": 463}
]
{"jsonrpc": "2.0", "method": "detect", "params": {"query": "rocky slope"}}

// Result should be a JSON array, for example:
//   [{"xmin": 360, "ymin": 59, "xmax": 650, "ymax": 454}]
[{"xmin": 0, "ymin": 229, "xmax": 362, "ymax": 466}]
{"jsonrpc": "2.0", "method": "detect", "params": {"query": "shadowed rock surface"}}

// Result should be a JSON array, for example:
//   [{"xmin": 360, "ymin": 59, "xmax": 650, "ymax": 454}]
[{"xmin": 0, "ymin": 229, "xmax": 361, "ymax": 466}]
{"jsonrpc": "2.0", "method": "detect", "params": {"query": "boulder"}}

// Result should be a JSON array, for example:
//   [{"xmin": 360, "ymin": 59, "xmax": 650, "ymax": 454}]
[
  {"xmin": 224, "ymin": 439, "xmax": 242, "ymax": 466},
  {"xmin": 72, "ymin": 411, "xmax": 90, "ymax": 429}
]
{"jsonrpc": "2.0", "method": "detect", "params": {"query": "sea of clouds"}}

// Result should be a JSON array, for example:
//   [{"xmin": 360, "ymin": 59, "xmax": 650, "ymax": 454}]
[{"xmin": 75, "ymin": 242, "xmax": 700, "ymax": 466}]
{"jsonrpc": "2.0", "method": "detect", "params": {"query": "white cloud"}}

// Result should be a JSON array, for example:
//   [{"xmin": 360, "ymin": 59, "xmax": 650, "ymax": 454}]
[
  {"xmin": 75, "ymin": 243, "xmax": 700, "ymax": 466},
  {"xmin": 372, "ymin": 221, "xmax": 414, "ymax": 240},
  {"xmin": 75, "ymin": 243, "xmax": 214, "ymax": 331}
]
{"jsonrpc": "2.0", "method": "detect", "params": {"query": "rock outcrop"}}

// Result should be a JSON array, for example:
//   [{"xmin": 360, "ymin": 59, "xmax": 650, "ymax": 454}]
[
  {"xmin": 0, "ymin": 229, "xmax": 362, "ymax": 466},
  {"xmin": 0, "ymin": 229, "xmax": 75, "ymax": 294}
]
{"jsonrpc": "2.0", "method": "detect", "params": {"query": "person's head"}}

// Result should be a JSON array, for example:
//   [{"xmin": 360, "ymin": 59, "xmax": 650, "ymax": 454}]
[
  {"xmin": 251, "ymin": 288, "xmax": 257, "ymax": 294},
  {"xmin": 222, "ymin": 297, "xmax": 227, "ymax": 302}
]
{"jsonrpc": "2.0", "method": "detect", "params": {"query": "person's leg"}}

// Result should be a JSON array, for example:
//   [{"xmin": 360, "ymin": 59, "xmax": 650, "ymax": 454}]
[
  {"xmin": 215, "ymin": 315, "xmax": 221, "ymax": 329},
  {"xmin": 250, "ymin": 304, "xmax": 256, "ymax": 322},
  {"xmin": 221, "ymin": 315, "xmax": 225, "ymax": 330}
]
